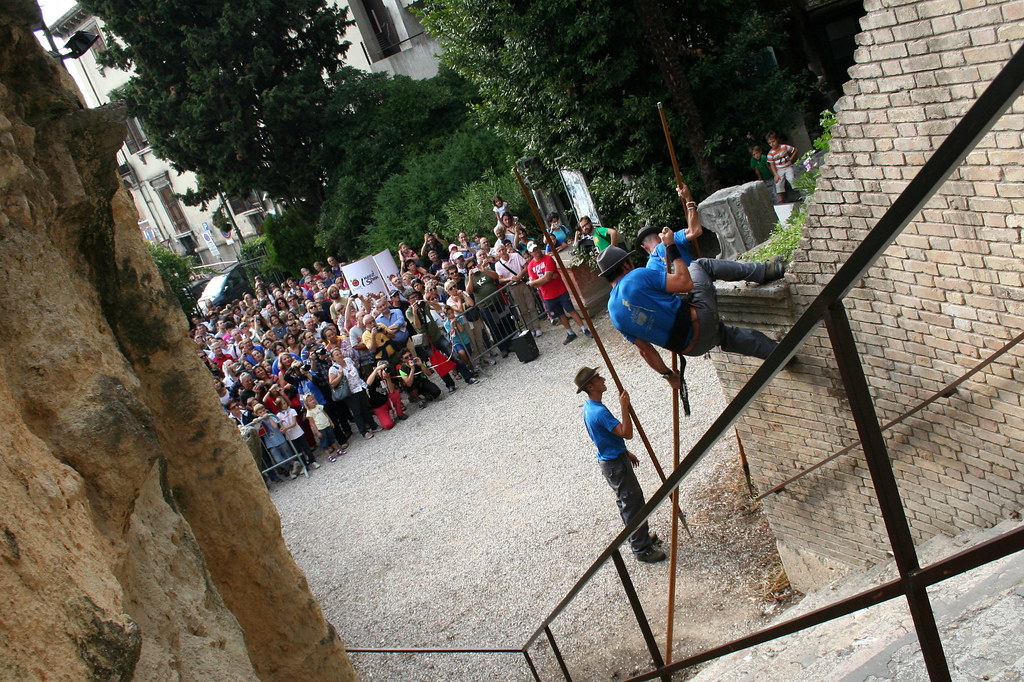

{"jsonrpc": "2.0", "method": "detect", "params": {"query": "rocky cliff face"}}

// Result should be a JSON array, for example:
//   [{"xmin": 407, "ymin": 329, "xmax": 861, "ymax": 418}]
[{"xmin": 0, "ymin": 2, "xmax": 356, "ymax": 679}]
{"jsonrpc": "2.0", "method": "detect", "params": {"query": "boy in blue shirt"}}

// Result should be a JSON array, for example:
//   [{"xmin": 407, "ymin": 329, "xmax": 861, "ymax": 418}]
[{"xmin": 576, "ymin": 366, "xmax": 666, "ymax": 563}]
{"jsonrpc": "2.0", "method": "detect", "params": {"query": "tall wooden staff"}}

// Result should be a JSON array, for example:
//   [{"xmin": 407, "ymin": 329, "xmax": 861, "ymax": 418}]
[{"xmin": 513, "ymin": 167, "xmax": 691, "ymax": 539}]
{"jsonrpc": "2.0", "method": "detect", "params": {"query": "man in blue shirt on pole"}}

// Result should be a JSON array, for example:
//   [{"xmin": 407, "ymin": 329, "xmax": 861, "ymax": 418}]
[
  {"xmin": 576, "ymin": 366, "xmax": 666, "ymax": 564},
  {"xmin": 636, "ymin": 184, "xmax": 703, "ymax": 272},
  {"xmin": 597, "ymin": 230, "xmax": 787, "ymax": 385}
]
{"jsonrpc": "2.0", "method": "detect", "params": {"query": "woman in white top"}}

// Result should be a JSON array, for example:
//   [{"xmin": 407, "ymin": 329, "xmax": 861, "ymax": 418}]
[{"xmin": 329, "ymin": 348, "xmax": 380, "ymax": 439}]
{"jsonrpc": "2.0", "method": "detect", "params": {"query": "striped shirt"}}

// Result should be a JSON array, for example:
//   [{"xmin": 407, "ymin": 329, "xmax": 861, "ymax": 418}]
[{"xmin": 767, "ymin": 144, "xmax": 797, "ymax": 171}]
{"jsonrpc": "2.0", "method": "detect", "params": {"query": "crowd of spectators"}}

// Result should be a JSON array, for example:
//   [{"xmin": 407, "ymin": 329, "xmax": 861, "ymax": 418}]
[{"xmin": 195, "ymin": 209, "xmax": 600, "ymax": 485}]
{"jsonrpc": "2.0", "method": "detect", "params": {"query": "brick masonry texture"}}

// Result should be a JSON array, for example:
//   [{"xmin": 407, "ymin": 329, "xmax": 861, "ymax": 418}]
[{"xmin": 713, "ymin": 0, "xmax": 1024, "ymax": 585}]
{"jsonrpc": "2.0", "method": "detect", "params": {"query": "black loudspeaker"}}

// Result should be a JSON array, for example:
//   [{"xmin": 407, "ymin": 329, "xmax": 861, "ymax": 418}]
[{"xmin": 509, "ymin": 329, "xmax": 540, "ymax": 363}]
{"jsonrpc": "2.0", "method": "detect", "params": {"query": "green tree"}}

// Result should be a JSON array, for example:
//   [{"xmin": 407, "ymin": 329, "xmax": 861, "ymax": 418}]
[
  {"xmin": 439, "ymin": 172, "xmax": 529, "ymax": 242},
  {"xmin": 262, "ymin": 209, "xmax": 322, "ymax": 276},
  {"xmin": 317, "ymin": 67, "xmax": 477, "ymax": 258},
  {"xmin": 360, "ymin": 124, "xmax": 514, "ymax": 253},
  {"xmin": 418, "ymin": 0, "xmax": 805, "ymax": 196},
  {"xmin": 85, "ymin": 0, "xmax": 352, "ymax": 210},
  {"xmin": 147, "ymin": 242, "xmax": 197, "ymax": 314}
]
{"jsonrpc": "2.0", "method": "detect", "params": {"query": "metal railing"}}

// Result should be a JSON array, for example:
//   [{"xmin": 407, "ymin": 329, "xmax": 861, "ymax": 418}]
[{"xmin": 348, "ymin": 45, "xmax": 1024, "ymax": 681}]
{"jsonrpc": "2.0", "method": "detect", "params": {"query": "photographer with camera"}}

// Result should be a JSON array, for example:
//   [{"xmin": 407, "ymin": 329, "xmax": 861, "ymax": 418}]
[
  {"xmin": 405, "ymin": 291, "xmax": 480, "ymax": 394},
  {"xmin": 329, "ymin": 348, "xmax": 379, "ymax": 440},
  {"xmin": 362, "ymin": 313, "xmax": 401, "ymax": 366},
  {"xmin": 365, "ymin": 361, "xmax": 407, "ymax": 429},
  {"xmin": 420, "ymin": 231, "xmax": 446, "ymax": 263},
  {"xmin": 395, "ymin": 349, "xmax": 441, "ymax": 409}
]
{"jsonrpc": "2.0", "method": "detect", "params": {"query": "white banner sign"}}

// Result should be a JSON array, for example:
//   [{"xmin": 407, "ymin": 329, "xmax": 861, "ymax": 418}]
[
  {"xmin": 342, "ymin": 256, "xmax": 387, "ymax": 297},
  {"xmin": 373, "ymin": 250, "xmax": 400, "ymax": 289}
]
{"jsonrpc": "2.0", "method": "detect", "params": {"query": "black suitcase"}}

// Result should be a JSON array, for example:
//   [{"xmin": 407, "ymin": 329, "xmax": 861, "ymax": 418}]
[{"xmin": 509, "ymin": 329, "xmax": 539, "ymax": 363}]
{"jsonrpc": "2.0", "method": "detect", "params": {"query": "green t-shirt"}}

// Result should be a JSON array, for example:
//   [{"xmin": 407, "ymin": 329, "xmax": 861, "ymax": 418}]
[
  {"xmin": 750, "ymin": 154, "xmax": 772, "ymax": 181},
  {"xmin": 593, "ymin": 225, "xmax": 614, "ymax": 251},
  {"xmin": 471, "ymin": 269, "xmax": 499, "ymax": 302}
]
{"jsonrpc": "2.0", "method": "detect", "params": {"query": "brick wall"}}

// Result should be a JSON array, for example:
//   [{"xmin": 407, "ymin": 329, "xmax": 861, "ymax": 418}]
[{"xmin": 714, "ymin": 0, "xmax": 1024, "ymax": 588}]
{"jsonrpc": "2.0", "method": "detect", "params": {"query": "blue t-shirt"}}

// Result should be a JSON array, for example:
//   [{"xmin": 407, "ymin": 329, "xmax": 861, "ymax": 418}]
[
  {"xmin": 377, "ymin": 308, "xmax": 409, "ymax": 343},
  {"xmin": 646, "ymin": 228, "xmax": 694, "ymax": 272},
  {"xmin": 608, "ymin": 268, "xmax": 683, "ymax": 347},
  {"xmin": 583, "ymin": 400, "xmax": 626, "ymax": 461},
  {"xmin": 545, "ymin": 225, "xmax": 570, "ymax": 252}
]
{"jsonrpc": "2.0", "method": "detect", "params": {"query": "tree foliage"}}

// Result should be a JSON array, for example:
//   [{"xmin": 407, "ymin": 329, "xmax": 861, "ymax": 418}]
[
  {"xmin": 439, "ymin": 171, "xmax": 529, "ymax": 242},
  {"xmin": 85, "ymin": 0, "xmax": 352, "ymax": 209},
  {"xmin": 261, "ymin": 209, "xmax": 322, "ymax": 276},
  {"xmin": 359, "ymin": 124, "xmax": 515, "ymax": 254},
  {"xmin": 317, "ymin": 67, "xmax": 478, "ymax": 258},
  {"xmin": 146, "ymin": 242, "xmax": 196, "ymax": 314},
  {"xmin": 418, "ymin": 0, "xmax": 806, "ymax": 200}
]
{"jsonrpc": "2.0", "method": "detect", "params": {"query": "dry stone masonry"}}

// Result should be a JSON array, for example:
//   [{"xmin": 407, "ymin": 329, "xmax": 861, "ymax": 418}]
[{"xmin": 713, "ymin": 0, "xmax": 1023, "ymax": 591}]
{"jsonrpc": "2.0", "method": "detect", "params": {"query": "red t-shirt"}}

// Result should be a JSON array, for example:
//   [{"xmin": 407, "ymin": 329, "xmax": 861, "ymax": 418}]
[{"xmin": 529, "ymin": 254, "xmax": 567, "ymax": 301}]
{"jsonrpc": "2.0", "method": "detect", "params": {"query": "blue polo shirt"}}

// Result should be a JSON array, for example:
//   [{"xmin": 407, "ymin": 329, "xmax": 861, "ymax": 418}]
[
  {"xmin": 583, "ymin": 400, "xmax": 626, "ymax": 461},
  {"xmin": 608, "ymin": 268, "xmax": 683, "ymax": 347},
  {"xmin": 645, "ymin": 228, "xmax": 694, "ymax": 272},
  {"xmin": 376, "ymin": 308, "xmax": 409, "ymax": 343}
]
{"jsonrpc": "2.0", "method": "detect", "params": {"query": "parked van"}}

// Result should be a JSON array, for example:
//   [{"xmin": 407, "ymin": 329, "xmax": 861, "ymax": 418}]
[{"xmin": 197, "ymin": 264, "xmax": 251, "ymax": 312}]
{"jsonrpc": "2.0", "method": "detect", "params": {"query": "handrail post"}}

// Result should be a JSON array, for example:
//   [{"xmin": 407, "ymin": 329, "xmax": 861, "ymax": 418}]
[
  {"xmin": 611, "ymin": 550, "xmax": 670, "ymax": 682},
  {"xmin": 545, "ymin": 626, "xmax": 573, "ymax": 681},
  {"xmin": 823, "ymin": 302, "xmax": 951, "ymax": 681}
]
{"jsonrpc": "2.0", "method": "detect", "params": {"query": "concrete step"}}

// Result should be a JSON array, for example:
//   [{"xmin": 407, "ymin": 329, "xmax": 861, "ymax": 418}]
[{"xmin": 688, "ymin": 513, "xmax": 1024, "ymax": 681}]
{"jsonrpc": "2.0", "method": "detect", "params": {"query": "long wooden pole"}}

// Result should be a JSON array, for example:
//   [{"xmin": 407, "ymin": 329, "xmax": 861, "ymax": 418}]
[
  {"xmin": 665, "ymin": 351, "xmax": 681, "ymax": 663},
  {"xmin": 657, "ymin": 101, "xmax": 701, "ymax": 258},
  {"xmin": 513, "ymin": 168, "xmax": 689, "ymax": 535}
]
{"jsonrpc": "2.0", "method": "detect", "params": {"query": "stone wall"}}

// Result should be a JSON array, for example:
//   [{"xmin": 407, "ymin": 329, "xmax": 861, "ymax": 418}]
[
  {"xmin": 0, "ymin": 2, "xmax": 356, "ymax": 678},
  {"xmin": 713, "ymin": 0, "xmax": 1023, "ymax": 590}
]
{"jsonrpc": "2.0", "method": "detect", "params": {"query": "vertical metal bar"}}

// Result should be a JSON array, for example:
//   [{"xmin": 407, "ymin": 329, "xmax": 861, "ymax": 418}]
[
  {"xmin": 823, "ymin": 302, "xmax": 951, "ymax": 682},
  {"xmin": 544, "ymin": 626, "xmax": 573, "ymax": 682},
  {"xmin": 611, "ymin": 550, "xmax": 670, "ymax": 682},
  {"xmin": 523, "ymin": 648, "xmax": 543, "ymax": 682}
]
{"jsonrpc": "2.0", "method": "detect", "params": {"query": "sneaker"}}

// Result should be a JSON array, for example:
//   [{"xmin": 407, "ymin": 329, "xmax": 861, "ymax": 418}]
[
  {"xmin": 310, "ymin": 461, "xmax": 321, "ymax": 470},
  {"xmin": 397, "ymin": 414, "xmax": 409, "ymax": 420},
  {"xmin": 764, "ymin": 255, "xmax": 787, "ymax": 282},
  {"xmin": 549, "ymin": 317, "xmax": 559, "ymax": 326},
  {"xmin": 563, "ymin": 332, "xmax": 578, "ymax": 345},
  {"xmin": 582, "ymin": 326, "xmax": 593, "ymax": 338},
  {"xmin": 636, "ymin": 547, "xmax": 667, "ymax": 563},
  {"xmin": 465, "ymin": 377, "xmax": 479, "ymax": 385},
  {"xmin": 289, "ymin": 463, "xmax": 300, "ymax": 480},
  {"xmin": 417, "ymin": 399, "xmax": 427, "ymax": 409},
  {"xmin": 447, "ymin": 385, "xmax": 456, "ymax": 394},
  {"xmin": 533, "ymin": 329, "xmax": 542, "ymax": 337},
  {"xmin": 327, "ymin": 455, "xmax": 337, "ymax": 463}
]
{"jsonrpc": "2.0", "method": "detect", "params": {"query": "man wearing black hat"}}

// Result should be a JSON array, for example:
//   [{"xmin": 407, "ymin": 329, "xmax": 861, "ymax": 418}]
[
  {"xmin": 576, "ymin": 366, "xmax": 666, "ymax": 563},
  {"xmin": 636, "ymin": 184, "xmax": 703, "ymax": 272},
  {"xmin": 597, "ymin": 230, "xmax": 786, "ymax": 383}
]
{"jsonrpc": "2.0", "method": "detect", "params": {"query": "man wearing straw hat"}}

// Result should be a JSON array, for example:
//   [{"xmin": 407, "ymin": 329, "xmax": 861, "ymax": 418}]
[
  {"xmin": 576, "ymin": 366, "xmax": 666, "ymax": 564},
  {"xmin": 596, "ymin": 231, "xmax": 786, "ymax": 381}
]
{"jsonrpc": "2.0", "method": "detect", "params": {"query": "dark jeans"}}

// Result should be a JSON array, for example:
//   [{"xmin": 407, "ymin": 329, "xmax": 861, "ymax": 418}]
[
  {"xmin": 344, "ymin": 390, "xmax": 376, "ymax": 435},
  {"xmin": 479, "ymin": 299, "xmax": 514, "ymax": 354},
  {"xmin": 668, "ymin": 258, "xmax": 778, "ymax": 359},
  {"xmin": 599, "ymin": 452, "xmax": 656, "ymax": 555}
]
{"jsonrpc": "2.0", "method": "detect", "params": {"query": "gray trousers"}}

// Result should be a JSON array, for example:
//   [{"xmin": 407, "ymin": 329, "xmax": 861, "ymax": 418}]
[
  {"xmin": 680, "ymin": 258, "xmax": 778, "ymax": 359},
  {"xmin": 599, "ymin": 452, "xmax": 656, "ymax": 555}
]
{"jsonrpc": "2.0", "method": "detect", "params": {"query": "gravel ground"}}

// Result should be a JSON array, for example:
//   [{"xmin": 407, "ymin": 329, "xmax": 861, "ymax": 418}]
[{"xmin": 271, "ymin": 312, "xmax": 793, "ymax": 680}]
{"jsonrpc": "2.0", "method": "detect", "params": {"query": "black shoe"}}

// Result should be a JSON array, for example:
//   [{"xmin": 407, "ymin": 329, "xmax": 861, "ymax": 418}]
[
  {"xmin": 465, "ymin": 377, "xmax": 479, "ymax": 385},
  {"xmin": 563, "ymin": 332, "xmax": 578, "ymax": 345},
  {"xmin": 447, "ymin": 385, "xmax": 456, "ymax": 394},
  {"xmin": 582, "ymin": 326, "xmax": 593, "ymax": 338},
  {"xmin": 764, "ymin": 256, "xmax": 787, "ymax": 282},
  {"xmin": 636, "ymin": 547, "xmax": 667, "ymax": 563}
]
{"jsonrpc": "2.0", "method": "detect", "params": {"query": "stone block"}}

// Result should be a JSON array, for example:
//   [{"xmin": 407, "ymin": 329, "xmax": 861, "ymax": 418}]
[{"xmin": 697, "ymin": 181, "xmax": 778, "ymax": 260}]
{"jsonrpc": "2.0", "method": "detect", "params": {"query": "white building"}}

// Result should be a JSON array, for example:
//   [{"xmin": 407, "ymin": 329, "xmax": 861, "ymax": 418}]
[{"xmin": 48, "ymin": 1, "xmax": 441, "ymax": 265}]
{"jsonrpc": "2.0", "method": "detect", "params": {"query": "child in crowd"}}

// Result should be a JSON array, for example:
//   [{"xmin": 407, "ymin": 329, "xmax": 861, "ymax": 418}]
[
  {"xmin": 749, "ymin": 145, "xmax": 775, "ymax": 201},
  {"xmin": 303, "ymin": 393, "xmax": 346, "ymax": 462},
  {"xmin": 276, "ymin": 395, "xmax": 319, "ymax": 475},
  {"xmin": 252, "ymin": 403, "xmax": 290, "ymax": 482},
  {"xmin": 492, "ymin": 195, "xmax": 508, "ymax": 224},
  {"xmin": 766, "ymin": 131, "xmax": 800, "ymax": 204}
]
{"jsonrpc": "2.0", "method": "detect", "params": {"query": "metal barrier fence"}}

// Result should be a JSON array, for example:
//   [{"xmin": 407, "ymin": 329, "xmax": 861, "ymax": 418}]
[{"xmin": 465, "ymin": 279, "xmax": 547, "ymax": 364}]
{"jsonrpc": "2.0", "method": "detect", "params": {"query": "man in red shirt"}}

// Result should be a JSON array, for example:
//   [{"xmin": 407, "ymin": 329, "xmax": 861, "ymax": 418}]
[{"xmin": 527, "ymin": 241, "xmax": 591, "ymax": 345}]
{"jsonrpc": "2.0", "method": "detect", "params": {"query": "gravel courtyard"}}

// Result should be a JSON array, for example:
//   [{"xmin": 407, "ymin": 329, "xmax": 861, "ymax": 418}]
[{"xmin": 271, "ymin": 312, "xmax": 790, "ymax": 680}]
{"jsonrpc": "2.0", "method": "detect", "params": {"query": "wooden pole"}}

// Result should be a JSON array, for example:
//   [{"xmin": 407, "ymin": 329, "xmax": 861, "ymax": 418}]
[
  {"xmin": 657, "ymin": 101, "xmax": 701, "ymax": 258},
  {"xmin": 513, "ymin": 167, "xmax": 689, "ymax": 536},
  {"xmin": 665, "ymin": 351, "xmax": 681, "ymax": 664}
]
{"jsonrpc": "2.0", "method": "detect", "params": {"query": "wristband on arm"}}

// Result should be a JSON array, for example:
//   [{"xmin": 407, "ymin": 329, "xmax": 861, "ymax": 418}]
[{"xmin": 665, "ymin": 243, "xmax": 683, "ymax": 263}]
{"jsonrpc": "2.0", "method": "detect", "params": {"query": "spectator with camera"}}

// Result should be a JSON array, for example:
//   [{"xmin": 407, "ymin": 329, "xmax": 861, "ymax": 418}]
[
  {"xmin": 395, "ymin": 348, "xmax": 442, "ymax": 408},
  {"xmin": 329, "ymin": 348, "xmax": 379, "ymax": 440},
  {"xmin": 362, "ymin": 313, "xmax": 402, "ymax": 366},
  {"xmin": 365, "ymin": 361, "xmax": 407, "ymax": 429},
  {"xmin": 405, "ymin": 290, "xmax": 480, "ymax": 393}
]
